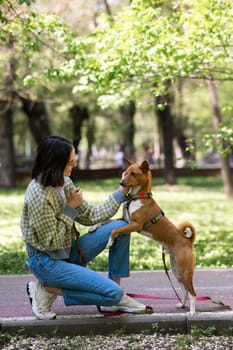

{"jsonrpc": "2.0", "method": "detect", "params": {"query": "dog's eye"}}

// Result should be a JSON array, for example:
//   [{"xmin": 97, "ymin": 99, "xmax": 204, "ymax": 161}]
[{"xmin": 131, "ymin": 171, "xmax": 136, "ymax": 176}]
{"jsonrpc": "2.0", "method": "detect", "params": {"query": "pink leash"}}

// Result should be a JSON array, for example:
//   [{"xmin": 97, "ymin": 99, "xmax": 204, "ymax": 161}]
[
  {"xmin": 98, "ymin": 293, "xmax": 230, "ymax": 317},
  {"xmin": 127, "ymin": 293, "xmax": 211, "ymax": 301},
  {"xmin": 127, "ymin": 293, "xmax": 231, "ymax": 313}
]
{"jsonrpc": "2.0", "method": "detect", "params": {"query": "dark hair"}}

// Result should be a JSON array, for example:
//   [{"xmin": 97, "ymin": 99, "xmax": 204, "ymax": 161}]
[{"xmin": 32, "ymin": 135, "xmax": 73, "ymax": 187}]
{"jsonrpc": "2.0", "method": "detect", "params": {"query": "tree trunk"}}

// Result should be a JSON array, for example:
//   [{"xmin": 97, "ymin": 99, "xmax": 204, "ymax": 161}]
[
  {"xmin": 206, "ymin": 76, "xmax": 233, "ymax": 198},
  {"xmin": 155, "ymin": 89, "xmax": 176, "ymax": 185},
  {"xmin": 0, "ymin": 101, "xmax": 15, "ymax": 187},
  {"xmin": 103, "ymin": 0, "xmax": 111, "ymax": 15},
  {"xmin": 20, "ymin": 97, "xmax": 51, "ymax": 146},
  {"xmin": 69, "ymin": 104, "xmax": 89, "ymax": 167},
  {"xmin": 0, "ymin": 55, "xmax": 16, "ymax": 188},
  {"xmin": 176, "ymin": 132, "xmax": 195, "ymax": 162},
  {"xmin": 120, "ymin": 101, "xmax": 136, "ymax": 161},
  {"xmin": 175, "ymin": 79, "xmax": 195, "ymax": 163},
  {"xmin": 85, "ymin": 118, "xmax": 95, "ymax": 169},
  {"xmin": 101, "ymin": 2, "xmax": 136, "ymax": 162}
]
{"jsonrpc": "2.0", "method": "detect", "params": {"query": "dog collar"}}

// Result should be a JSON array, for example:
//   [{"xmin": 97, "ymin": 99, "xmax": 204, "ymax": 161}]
[{"xmin": 127, "ymin": 192, "xmax": 153, "ymax": 200}]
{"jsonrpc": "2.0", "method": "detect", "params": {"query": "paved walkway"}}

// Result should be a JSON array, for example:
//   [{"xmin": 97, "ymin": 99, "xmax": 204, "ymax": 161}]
[{"xmin": 0, "ymin": 269, "xmax": 232, "ymax": 336}]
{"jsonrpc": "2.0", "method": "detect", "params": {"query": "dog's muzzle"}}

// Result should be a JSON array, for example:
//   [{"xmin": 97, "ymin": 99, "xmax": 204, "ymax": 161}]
[{"xmin": 120, "ymin": 180, "xmax": 131, "ymax": 188}]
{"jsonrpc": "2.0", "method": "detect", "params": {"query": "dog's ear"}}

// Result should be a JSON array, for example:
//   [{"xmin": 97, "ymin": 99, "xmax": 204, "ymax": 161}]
[
  {"xmin": 140, "ymin": 160, "xmax": 149, "ymax": 173},
  {"xmin": 125, "ymin": 158, "xmax": 134, "ymax": 166}
]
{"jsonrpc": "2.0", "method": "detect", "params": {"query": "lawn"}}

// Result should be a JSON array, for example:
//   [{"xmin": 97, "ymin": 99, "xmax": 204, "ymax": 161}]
[{"xmin": 0, "ymin": 176, "xmax": 232, "ymax": 274}]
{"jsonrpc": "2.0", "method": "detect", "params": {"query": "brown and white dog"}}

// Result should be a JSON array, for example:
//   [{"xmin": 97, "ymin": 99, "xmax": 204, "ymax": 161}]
[{"xmin": 106, "ymin": 159, "xmax": 196, "ymax": 315}]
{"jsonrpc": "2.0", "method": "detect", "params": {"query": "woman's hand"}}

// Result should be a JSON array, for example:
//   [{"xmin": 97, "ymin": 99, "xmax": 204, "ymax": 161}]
[
  {"xmin": 67, "ymin": 188, "xmax": 83, "ymax": 208},
  {"xmin": 120, "ymin": 185, "xmax": 130, "ymax": 197}
]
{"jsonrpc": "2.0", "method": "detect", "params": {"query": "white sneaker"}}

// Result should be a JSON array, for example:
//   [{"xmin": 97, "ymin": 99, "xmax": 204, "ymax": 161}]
[
  {"xmin": 26, "ymin": 281, "xmax": 57, "ymax": 320},
  {"xmin": 100, "ymin": 293, "xmax": 151, "ymax": 314}
]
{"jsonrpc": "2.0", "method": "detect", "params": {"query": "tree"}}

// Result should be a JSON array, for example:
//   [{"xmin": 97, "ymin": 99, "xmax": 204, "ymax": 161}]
[
  {"xmin": 0, "ymin": 0, "xmax": 133, "ymax": 186},
  {"xmin": 206, "ymin": 76, "xmax": 233, "ymax": 197},
  {"xmin": 120, "ymin": 101, "xmax": 136, "ymax": 160},
  {"xmin": 2, "ymin": 0, "xmax": 233, "ymax": 190},
  {"xmin": 0, "ymin": 51, "xmax": 17, "ymax": 187},
  {"xmin": 69, "ymin": 104, "xmax": 90, "ymax": 166},
  {"xmin": 20, "ymin": 96, "xmax": 51, "ymax": 145},
  {"xmin": 52, "ymin": 0, "xmax": 233, "ymax": 192},
  {"xmin": 0, "ymin": 0, "xmax": 75, "ymax": 186},
  {"xmin": 155, "ymin": 84, "xmax": 176, "ymax": 184},
  {"xmin": 101, "ymin": 0, "xmax": 137, "ymax": 162}
]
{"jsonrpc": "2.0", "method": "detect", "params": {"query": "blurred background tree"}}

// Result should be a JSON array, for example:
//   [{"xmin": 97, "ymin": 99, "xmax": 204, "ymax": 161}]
[{"xmin": 0, "ymin": 0, "xmax": 233, "ymax": 197}]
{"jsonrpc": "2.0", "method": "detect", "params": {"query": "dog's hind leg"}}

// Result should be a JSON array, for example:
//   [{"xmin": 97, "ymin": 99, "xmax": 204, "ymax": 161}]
[
  {"xmin": 176, "ymin": 287, "xmax": 196, "ymax": 315},
  {"xmin": 169, "ymin": 254, "xmax": 187, "ymax": 308},
  {"xmin": 170, "ymin": 254, "xmax": 196, "ymax": 314},
  {"xmin": 177, "ymin": 273, "xmax": 196, "ymax": 314},
  {"xmin": 176, "ymin": 287, "xmax": 188, "ymax": 309},
  {"xmin": 188, "ymin": 294, "xmax": 196, "ymax": 316}
]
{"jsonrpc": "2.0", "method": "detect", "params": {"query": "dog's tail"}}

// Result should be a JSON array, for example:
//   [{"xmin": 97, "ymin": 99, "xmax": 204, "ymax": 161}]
[{"xmin": 178, "ymin": 221, "xmax": 195, "ymax": 244}]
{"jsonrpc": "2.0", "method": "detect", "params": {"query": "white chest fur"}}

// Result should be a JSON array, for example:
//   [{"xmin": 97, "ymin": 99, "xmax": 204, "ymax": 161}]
[
  {"xmin": 123, "ymin": 199, "xmax": 142, "ymax": 223},
  {"xmin": 128, "ymin": 200, "xmax": 142, "ymax": 216},
  {"xmin": 123, "ymin": 200, "xmax": 154, "ymax": 239}
]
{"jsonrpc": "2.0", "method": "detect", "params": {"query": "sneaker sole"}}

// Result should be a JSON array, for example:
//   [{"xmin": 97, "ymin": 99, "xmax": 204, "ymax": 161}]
[
  {"xmin": 26, "ymin": 283, "xmax": 33, "ymax": 305},
  {"xmin": 100, "ymin": 306, "xmax": 153, "ymax": 314}
]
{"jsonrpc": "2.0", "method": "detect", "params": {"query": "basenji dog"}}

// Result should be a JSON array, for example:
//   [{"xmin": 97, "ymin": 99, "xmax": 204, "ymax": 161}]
[{"xmin": 106, "ymin": 159, "xmax": 196, "ymax": 315}]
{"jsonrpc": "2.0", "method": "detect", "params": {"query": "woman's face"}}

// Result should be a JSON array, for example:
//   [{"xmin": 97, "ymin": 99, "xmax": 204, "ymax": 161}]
[{"xmin": 63, "ymin": 147, "xmax": 76, "ymax": 177}]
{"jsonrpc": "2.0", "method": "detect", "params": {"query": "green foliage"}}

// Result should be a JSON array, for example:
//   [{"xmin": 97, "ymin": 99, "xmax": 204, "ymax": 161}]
[
  {"xmin": 18, "ymin": 0, "xmax": 35, "ymax": 4},
  {"xmin": 0, "ymin": 0, "xmax": 75, "ymax": 88},
  {"xmin": 190, "ymin": 325, "xmax": 216, "ymax": 337},
  {"xmin": 2, "ymin": 0, "xmax": 231, "ymax": 108},
  {"xmin": 185, "ymin": 122, "xmax": 233, "ymax": 161},
  {"xmin": 0, "ymin": 243, "xmax": 28, "ymax": 274},
  {"xmin": 1, "ymin": 0, "xmax": 233, "ymax": 161},
  {"xmin": 0, "ymin": 333, "xmax": 12, "ymax": 348},
  {"xmin": 0, "ymin": 177, "xmax": 232, "ymax": 274},
  {"xmin": 59, "ymin": 0, "xmax": 233, "ymax": 107},
  {"xmin": 204, "ymin": 123, "xmax": 233, "ymax": 157},
  {"xmin": 0, "ymin": 9, "xmax": 8, "ymax": 24}
]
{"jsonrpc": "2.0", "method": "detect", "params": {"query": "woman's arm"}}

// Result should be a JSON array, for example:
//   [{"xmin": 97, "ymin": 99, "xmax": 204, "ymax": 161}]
[
  {"xmin": 75, "ymin": 189, "xmax": 125, "ymax": 226},
  {"xmin": 63, "ymin": 176, "xmax": 126, "ymax": 226}
]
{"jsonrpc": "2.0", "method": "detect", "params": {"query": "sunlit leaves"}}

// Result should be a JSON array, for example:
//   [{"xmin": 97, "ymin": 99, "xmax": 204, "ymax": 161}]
[
  {"xmin": 1, "ymin": 0, "xmax": 233, "ymax": 111},
  {"xmin": 66, "ymin": 0, "xmax": 233, "ymax": 106},
  {"xmin": 203, "ymin": 123, "xmax": 233, "ymax": 157},
  {"xmin": 17, "ymin": 0, "xmax": 35, "ymax": 4},
  {"xmin": 0, "ymin": 0, "xmax": 75, "ymax": 90},
  {"xmin": 0, "ymin": 9, "xmax": 8, "ymax": 24}
]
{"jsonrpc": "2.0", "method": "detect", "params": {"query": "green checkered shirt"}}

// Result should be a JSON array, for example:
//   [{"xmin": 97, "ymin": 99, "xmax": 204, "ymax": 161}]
[{"xmin": 21, "ymin": 176, "xmax": 125, "ymax": 253}]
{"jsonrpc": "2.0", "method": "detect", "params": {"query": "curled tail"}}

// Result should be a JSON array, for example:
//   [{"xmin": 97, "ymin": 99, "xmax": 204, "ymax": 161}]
[{"xmin": 178, "ymin": 221, "xmax": 195, "ymax": 244}]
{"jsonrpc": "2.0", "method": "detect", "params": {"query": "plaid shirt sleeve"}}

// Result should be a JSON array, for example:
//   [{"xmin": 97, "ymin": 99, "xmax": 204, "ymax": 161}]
[
  {"xmin": 63, "ymin": 177, "xmax": 126, "ymax": 226},
  {"xmin": 74, "ymin": 194, "xmax": 121, "ymax": 226}
]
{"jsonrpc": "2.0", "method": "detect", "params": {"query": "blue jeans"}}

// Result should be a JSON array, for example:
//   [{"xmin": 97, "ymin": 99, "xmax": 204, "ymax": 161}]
[{"xmin": 27, "ymin": 220, "xmax": 130, "ymax": 306}]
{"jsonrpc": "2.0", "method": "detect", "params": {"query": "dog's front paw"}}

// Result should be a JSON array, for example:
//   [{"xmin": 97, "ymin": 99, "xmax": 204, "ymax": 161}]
[{"xmin": 105, "ymin": 237, "xmax": 114, "ymax": 249}]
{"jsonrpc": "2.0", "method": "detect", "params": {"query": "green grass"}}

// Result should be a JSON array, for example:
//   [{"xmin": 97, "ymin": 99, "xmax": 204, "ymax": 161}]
[{"xmin": 0, "ymin": 176, "xmax": 232, "ymax": 274}]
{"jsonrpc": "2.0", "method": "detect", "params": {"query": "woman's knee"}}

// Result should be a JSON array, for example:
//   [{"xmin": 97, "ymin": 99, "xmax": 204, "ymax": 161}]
[
  {"xmin": 108, "ymin": 285, "xmax": 123, "ymax": 305},
  {"xmin": 112, "ymin": 219, "xmax": 127, "ymax": 229}
]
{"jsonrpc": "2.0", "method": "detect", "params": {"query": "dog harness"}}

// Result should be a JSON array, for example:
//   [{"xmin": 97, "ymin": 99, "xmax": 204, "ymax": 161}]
[
  {"xmin": 143, "ymin": 210, "xmax": 165, "ymax": 230},
  {"xmin": 126, "ymin": 192, "xmax": 165, "ymax": 230}
]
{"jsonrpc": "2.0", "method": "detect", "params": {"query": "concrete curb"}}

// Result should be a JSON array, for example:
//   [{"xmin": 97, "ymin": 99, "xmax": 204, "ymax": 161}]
[{"xmin": 1, "ymin": 311, "xmax": 233, "ymax": 336}]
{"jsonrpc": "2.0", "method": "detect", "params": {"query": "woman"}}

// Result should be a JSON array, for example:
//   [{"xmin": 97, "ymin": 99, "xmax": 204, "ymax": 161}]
[{"xmin": 20, "ymin": 135, "xmax": 148, "ymax": 320}]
